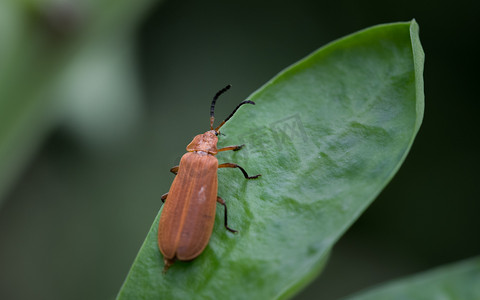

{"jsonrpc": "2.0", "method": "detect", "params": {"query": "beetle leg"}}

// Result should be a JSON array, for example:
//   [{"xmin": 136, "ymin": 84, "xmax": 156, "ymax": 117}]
[
  {"xmin": 218, "ymin": 163, "xmax": 261, "ymax": 179},
  {"xmin": 170, "ymin": 166, "xmax": 179, "ymax": 175},
  {"xmin": 161, "ymin": 193, "xmax": 168, "ymax": 203},
  {"xmin": 217, "ymin": 196, "xmax": 237, "ymax": 233},
  {"xmin": 217, "ymin": 144, "xmax": 244, "ymax": 152}
]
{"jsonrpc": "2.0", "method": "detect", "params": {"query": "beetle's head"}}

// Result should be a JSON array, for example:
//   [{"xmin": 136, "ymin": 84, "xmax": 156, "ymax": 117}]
[
  {"xmin": 186, "ymin": 130, "xmax": 218, "ymax": 155},
  {"xmin": 185, "ymin": 85, "xmax": 255, "ymax": 155}
]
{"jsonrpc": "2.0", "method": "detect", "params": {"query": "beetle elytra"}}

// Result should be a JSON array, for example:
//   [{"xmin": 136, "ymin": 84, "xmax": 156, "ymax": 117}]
[{"xmin": 158, "ymin": 85, "xmax": 260, "ymax": 272}]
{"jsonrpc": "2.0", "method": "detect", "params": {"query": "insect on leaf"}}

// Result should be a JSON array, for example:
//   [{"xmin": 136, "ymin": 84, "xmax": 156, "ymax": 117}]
[{"xmin": 117, "ymin": 19, "xmax": 424, "ymax": 300}]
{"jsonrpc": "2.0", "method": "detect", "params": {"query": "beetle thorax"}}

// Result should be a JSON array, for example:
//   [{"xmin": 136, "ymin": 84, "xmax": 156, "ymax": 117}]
[{"xmin": 186, "ymin": 130, "xmax": 218, "ymax": 155}]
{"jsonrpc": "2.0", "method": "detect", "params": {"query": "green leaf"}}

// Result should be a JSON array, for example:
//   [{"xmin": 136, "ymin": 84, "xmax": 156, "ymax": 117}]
[
  {"xmin": 117, "ymin": 20, "xmax": 425, "ymax": 299},
  {"xmin": 343, "ymin": 256, "xmax": 480, "ymax": 300}
]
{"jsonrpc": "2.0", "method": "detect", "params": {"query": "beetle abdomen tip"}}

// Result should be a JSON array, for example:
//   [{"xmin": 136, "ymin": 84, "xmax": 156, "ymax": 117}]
[{"xmin": 163, "ymin": 257, "xmax": 176, "ymax": 274}]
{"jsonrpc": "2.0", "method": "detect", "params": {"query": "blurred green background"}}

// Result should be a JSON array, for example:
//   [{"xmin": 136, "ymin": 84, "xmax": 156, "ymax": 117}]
[{"xmin": 0, "ymin": 0, "xmax": 478, "ymax": 299}]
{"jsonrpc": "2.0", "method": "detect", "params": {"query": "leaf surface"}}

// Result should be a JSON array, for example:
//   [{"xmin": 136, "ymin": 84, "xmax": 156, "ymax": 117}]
[
  {"xmin": 117, "ymin": 20, "xmax": 425, "ymax": 300},
  {"xmin": 343, "ymin": 256, "xmax": 480, "ymax": 300}
]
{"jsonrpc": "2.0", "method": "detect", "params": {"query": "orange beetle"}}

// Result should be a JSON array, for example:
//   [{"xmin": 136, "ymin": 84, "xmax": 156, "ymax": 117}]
[{"xmin": 158, "ymin": 85, "xmax": 260, "ymax": 272}]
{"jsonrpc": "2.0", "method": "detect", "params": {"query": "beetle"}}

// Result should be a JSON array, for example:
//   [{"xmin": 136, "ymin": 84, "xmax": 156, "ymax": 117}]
[{"xmin": 158, "ymin": 85, "xmax": 260, "ymax": 272}]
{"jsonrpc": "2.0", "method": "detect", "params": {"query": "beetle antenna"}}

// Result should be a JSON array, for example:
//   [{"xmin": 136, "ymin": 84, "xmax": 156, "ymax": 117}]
[
  {"xmin": 210, "ymin": 84, "xmax": 232, "ymax": 130},
  {"xmin": 214, "ymin": 100, "xmax": 255, "ymax": 132}
]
